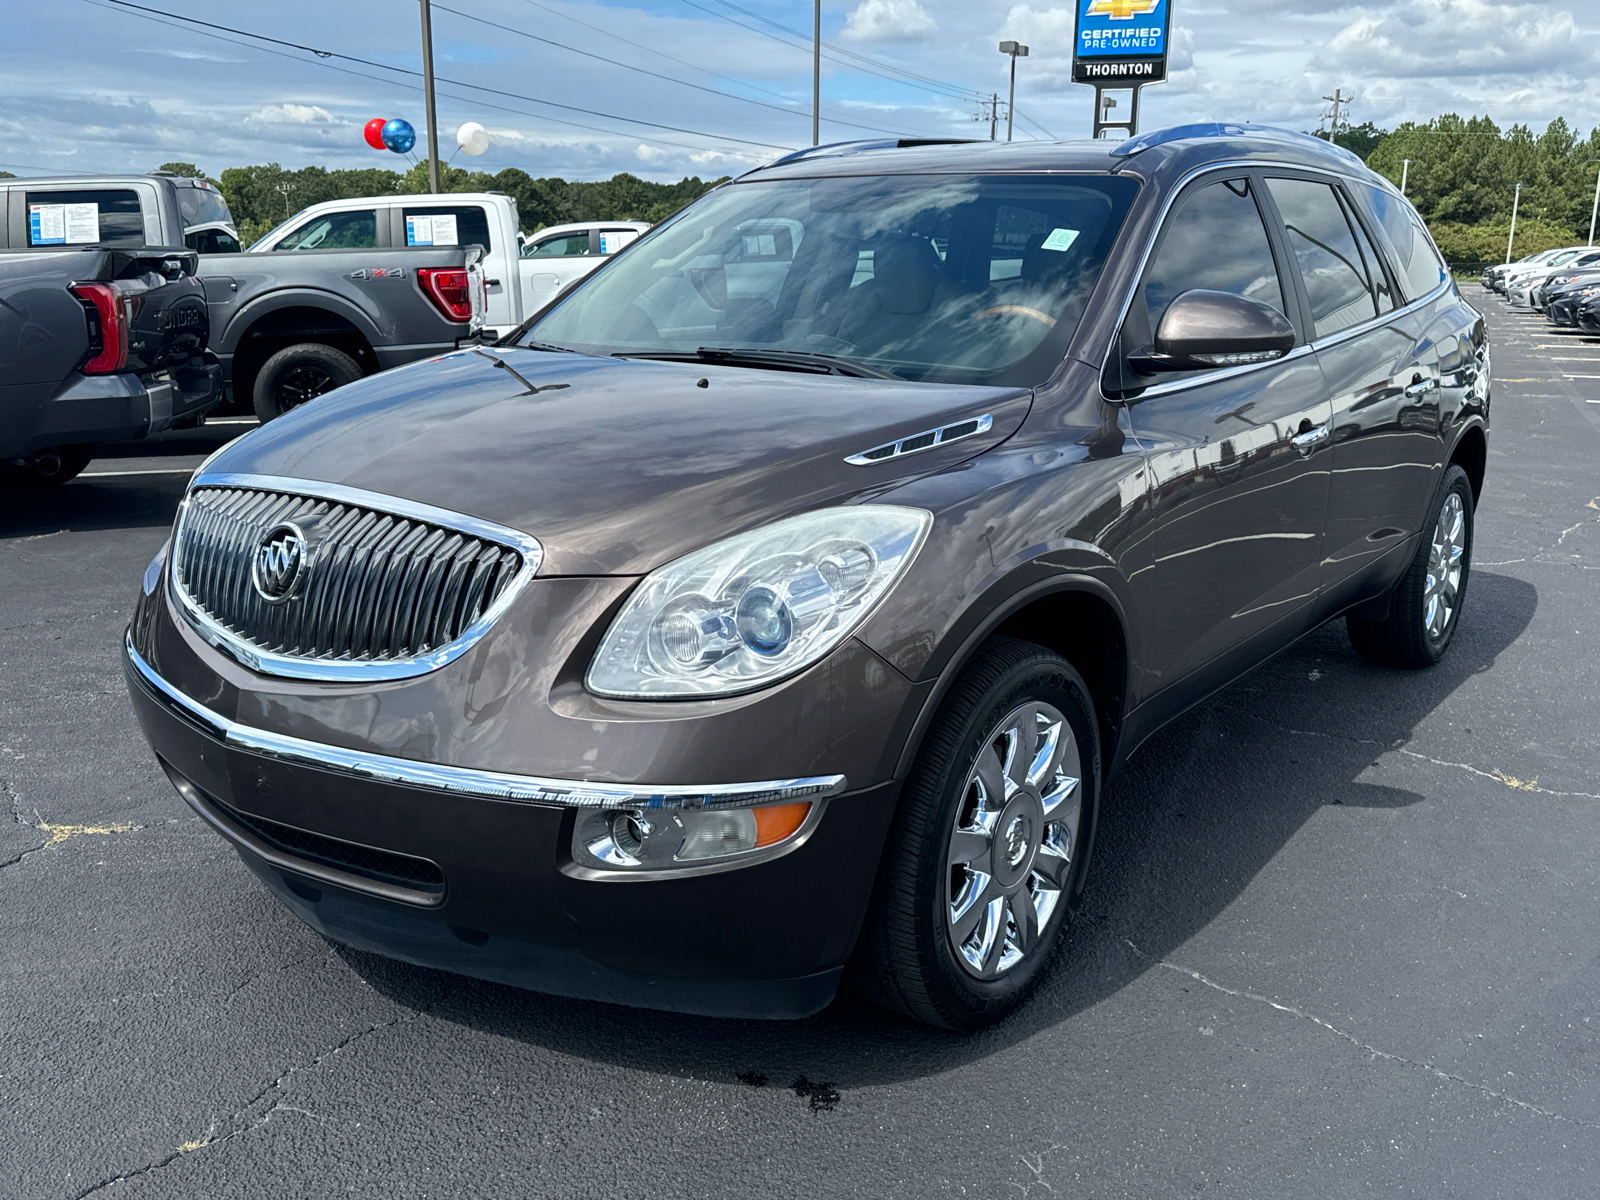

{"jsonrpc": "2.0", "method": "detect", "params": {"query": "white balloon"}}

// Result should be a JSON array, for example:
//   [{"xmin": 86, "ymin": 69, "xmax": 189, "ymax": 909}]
[{"xmin": 456, "ymin": 122, "xmax": 490, "ymax": 156}]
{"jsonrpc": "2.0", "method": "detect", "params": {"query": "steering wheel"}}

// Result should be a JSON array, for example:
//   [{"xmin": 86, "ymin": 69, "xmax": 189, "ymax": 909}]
[{"xmin": 974, "ymin": 304, "xmax": 1057, "ymax": 327}]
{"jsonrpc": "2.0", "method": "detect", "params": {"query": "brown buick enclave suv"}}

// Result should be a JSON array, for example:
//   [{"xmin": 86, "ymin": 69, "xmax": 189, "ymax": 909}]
[{"xmin": 125, "ymin": 125, "xmax": 1489, "ymax": 1029}]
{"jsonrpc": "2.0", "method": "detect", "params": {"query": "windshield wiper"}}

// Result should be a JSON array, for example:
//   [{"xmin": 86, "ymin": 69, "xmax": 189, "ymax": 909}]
[{"xmin": 614, "ymin": 347, "xmax": 900, "ymax": 380}]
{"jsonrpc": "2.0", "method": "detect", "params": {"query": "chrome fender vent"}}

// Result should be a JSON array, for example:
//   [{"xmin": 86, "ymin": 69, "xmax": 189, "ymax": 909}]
[{"xmin": 845, "ymin": 414, "xmax": 993, "ymax": 466}]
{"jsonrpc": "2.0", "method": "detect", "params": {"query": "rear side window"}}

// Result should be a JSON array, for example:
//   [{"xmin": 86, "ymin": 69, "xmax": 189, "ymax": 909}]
[
  {"xmin": 598, "ymin": 228, "xmax": 641, "ymax": 255},
  {"xmin": 26, "ymin": 189, "xmax": 144, "ymax": 247},
  {"xmin": 1339, "ymin": 190, "xmax": 1396, "ymax": 315},
  {"xmin": 526, "ymin": 233, "xmax": 591, "ymax": 257},
  {"xmin": 1265, "ymin": 177, "xmax": 1377, "ymax": 338},
  {"xmin": 1355, "ymin": 183, "xmax": 1447, "ymax": 302},
  {"xmin": 1140, "ymin": 178, "xmax": 1287, "ymax": 337},
  {"xmin": 403, "ymin": 205, "xmax": 492, "ymax": 251},
  {"xmin": 274, "ymin": 209, "xmax": 377, "ymax": 251},
  {"xmin": 186, "ymin": 228, "xmax": 242, "ymax": 254}
]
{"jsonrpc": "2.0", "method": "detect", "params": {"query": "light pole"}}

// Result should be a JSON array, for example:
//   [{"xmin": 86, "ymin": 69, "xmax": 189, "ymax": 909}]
[
  {"xmin": 1400, "ymin": 158, "xmax": 1413, "ymax": 195},
  {"xmin": 812, "ymin": 0, "xmax": 821, "ymax": 146},
  {"xmin": 419, "ymin": 0, "xmax": 441, "ymax": 193},
  {"xmin": 1506, "ymin": 183, "xmax": 1524, "ymax": 265},
  {"xmin": 1588, "ymin": 162, "xmax": 1599, "ymax": 247},
  {"xmin": 998, "ymin": 41, "xmax": 1029, "ymax": 143}
]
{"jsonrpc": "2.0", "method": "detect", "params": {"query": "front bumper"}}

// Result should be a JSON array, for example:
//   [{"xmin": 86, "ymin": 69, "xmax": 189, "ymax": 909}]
[{"xmin": 124, "ymin": 635, "xmax": 901, "ymax": 1018}]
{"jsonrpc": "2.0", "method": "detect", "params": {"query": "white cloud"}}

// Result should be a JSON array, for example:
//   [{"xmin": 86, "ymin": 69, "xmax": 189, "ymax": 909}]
[
  {"xmin": 841, "ymin": 0, "xmax": 937, "ymax": 44},
  {"xmin": 1324, "ymin": 0, "xmax": 1590, "ymax": 79},
  {"xmin": 248, "ymin": 103, "xmax": 340, "ymax": 126},
  {"xmin": 636, "ymin": 144, "xmax": 670, "ymax": 163}
]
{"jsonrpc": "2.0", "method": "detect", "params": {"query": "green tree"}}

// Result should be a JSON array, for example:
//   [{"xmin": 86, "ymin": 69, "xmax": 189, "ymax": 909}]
[{"xmin": 154, "ymin": 161, "xmax": 217, "ymax": 184}]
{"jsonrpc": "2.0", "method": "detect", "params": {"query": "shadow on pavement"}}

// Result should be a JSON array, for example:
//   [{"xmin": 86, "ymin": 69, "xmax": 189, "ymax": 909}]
[{"xmin": 344, "ymin": 570, "xmax": 1538, "ymax": 1089}]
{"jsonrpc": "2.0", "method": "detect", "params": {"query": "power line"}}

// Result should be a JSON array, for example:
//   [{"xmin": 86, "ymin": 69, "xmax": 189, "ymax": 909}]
[
  {"xmin": 433, "ymin": 2, "xmax": 954, "ymax": 141},
  {"xmin": 673, "ymin": 0, "xmax": 983, "ymax": 105},
  {"xmin": 702, "ymin": 0, "xmax": 987, "ymax": 102},
  {"xmin": 94, "ymin": 0, "xmax": 793, "ymax": 151}
]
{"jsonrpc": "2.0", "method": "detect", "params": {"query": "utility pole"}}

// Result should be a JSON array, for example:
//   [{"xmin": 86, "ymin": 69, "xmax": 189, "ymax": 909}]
[
  {"xmin": 1506, "ymin": 183, "xmax": 1524, "ymax": 264},
  {"xmin": 975, "ymin": 94, "xmax": 1000, "ymax": 140},
  {"xmin": 1400, "ymin": 158, "xmax": 1413, "ymax": 195},
  {"xmin": 276, "ymin": 181, "xmax": 294, "ymax": 221},
  {"xmin": 812, "ymin": 0, "xmax": 821, "ymax": 146},
  {"xmin": 1320, "ymin": 88, "xmax": 1349, "ymax": 140},
  {"xmin": 420, "ymin": 0, "xmax": 441, "ymax": 193},
  {"xmin": 999, "ymin": 41, "xmax": 1028, "ymax": 143}
]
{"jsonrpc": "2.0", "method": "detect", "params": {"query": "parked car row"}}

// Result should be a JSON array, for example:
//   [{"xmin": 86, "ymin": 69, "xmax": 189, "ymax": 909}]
[
  {"xmin": 0, "ymin": 171, "xmax": 646, "ymax": 486},
  {"xmin": 1482, "ymin": 244, "xmax": 1600, "ymax": 330}
]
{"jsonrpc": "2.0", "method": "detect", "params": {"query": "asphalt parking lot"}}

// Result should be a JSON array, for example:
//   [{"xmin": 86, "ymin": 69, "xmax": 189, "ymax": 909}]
[{"xmin": 3, "ymin": 286, "xmax": 1597, "ymax": 1199}]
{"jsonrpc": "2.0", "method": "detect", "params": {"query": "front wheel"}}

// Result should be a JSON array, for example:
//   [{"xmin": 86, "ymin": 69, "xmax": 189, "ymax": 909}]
[
  {"xmin": 252, "ymin": 343, "xmax": 363, "ymax": 423},
  {"xmin": 849, "ymin": 637, "xmax": 1100, "ymax": 1030},
  {"xmin": 1347, "ymin": 464, "xmax": 1475, "ymax": 668}
]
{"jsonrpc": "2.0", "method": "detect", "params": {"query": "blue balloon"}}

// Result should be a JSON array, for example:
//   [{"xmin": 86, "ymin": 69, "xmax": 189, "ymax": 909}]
[{"xmin": 381, "ymin": 119, "xmax": 416, "ymax": 154}]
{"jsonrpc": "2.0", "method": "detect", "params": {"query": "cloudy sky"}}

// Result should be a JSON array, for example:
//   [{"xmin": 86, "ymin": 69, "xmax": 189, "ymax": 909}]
[{"xmin": 3, "ymin": 0, "xmax": 1597, "ymax": 182}]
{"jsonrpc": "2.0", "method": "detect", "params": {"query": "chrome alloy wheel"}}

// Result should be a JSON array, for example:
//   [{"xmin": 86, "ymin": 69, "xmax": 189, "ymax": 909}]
[
  {"xmin": 945, "ymin": 702, "xmax": 1081, "ymax": 980},
  {"xmin": 1424, "ymin": 491, "xmax": 1466, "ymax": 641}
]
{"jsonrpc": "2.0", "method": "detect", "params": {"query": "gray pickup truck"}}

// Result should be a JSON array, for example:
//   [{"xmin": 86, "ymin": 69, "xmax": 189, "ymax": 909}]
[
  {"xmin": 2, "ymin": 174, "xmax": 487, "ymax": 421},
  {"xmin": 0, "ymin": 245, "xmax": 223, "ymax": 487}
]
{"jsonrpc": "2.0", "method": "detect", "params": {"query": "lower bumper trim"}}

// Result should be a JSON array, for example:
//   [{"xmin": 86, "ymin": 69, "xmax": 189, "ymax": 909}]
[{"xmin": 242, "ymin": 853, "xmax": 844, "ymax": 1019}]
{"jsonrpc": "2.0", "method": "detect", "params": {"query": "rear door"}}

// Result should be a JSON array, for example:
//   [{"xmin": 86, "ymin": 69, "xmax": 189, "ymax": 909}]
[
  {"xmin": 1118, "ymin": 172, "xmax": 1333, "ymax": 702},
  {"xmin": 1292, "ymin": 174, "xmax": 1450, "ymax": 614}
]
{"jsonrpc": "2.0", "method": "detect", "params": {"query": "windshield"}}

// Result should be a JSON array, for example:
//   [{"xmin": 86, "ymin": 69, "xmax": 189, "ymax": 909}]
[{"xmin": 523, "ymin": 173, "xmax": 1138, "ymax": 385}]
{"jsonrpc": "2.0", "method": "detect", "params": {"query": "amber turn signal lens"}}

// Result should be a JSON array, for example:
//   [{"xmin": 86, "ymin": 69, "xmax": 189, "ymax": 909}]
[{"xmin": 752, "ymin": 801, "xmax": 811, "ymax": 847}]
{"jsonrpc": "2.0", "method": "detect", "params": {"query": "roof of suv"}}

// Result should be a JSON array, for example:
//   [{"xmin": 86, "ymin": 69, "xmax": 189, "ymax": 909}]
[{"xmin": 743, "ymin": 124, "xmax": 1381, "ymax": 190}]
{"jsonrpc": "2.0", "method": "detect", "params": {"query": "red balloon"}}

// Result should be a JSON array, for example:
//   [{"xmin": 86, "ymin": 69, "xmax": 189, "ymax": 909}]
[{"xmin": 363, "ymin": 118, "xmax": 388, "ymax": 150}]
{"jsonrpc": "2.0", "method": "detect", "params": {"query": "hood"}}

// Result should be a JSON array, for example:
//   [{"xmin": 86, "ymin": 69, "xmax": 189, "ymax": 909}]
[{"xmin": 206, "ymin": 348, "xmax": 1031, "ymax": 575}]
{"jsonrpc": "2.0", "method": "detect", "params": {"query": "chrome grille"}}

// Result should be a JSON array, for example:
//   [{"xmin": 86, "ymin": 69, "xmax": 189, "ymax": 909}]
[{"xmin": 171, "ymin": 474, "xmax": 540, "ymax": 680}]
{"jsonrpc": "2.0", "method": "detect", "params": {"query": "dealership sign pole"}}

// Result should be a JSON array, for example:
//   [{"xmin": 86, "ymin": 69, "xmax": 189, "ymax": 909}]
[{"xmin": 1073, "ymin": 0, "xmax": 1172, "ymax": 138}]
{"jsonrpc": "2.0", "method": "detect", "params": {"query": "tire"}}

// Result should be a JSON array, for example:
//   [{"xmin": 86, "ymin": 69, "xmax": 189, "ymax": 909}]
[
  {"xmin": 849, "ymin": 637, "xmax": 1101, "ymax": 1030},
  {"xmin": 0, "ymin": 445, "xmax": 94, "ymax": 491},
  {"xmin": 1347, "ymin": 464, "xmax": 1474, "ymax": 669},
  {"xmin": 251, "ymin": 343, "xmax": 363, "ymax": 423}
]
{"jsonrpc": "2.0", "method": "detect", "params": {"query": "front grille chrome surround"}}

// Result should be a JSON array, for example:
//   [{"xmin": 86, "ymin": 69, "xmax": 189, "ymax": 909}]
[{"xmin": 170, "ymin": 472, "xmax": 543, "ymax": 682}]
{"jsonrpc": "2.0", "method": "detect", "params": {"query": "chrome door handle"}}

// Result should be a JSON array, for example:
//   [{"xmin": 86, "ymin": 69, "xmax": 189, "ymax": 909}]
[
  {"xmin": 1404, "ymin": 377, "xmax": 1439, "ymax": 398},
  {"xmin": 1290, "ymin": 420, "xmax": 1330, "ymax": 455}
]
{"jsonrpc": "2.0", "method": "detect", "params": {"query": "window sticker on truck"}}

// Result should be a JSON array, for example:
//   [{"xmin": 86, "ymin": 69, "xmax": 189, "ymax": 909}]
[
  {"xmin": 30, "ymin": 203, "xmax": 99, "ymax": 245},
  {"xmin": 406, "ymin": 214, "xmax": 459, "ymax": 247}
]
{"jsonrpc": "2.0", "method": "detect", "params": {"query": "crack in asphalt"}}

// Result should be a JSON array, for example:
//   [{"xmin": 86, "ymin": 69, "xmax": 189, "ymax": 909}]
[
  {"xmin": 68, "ymin": 1010, "xmax": 427, "ymax": 1198},
  {"xmin": 1480, "ymin": 496, "xmax": 1599, "ymax": 569},
  {"xmin": 1121, "ymin": 938, "xmax": 1600, "ymax": 1130},
  {"xmin": 1243, "ymin": 720, "xmax": 1600, "ymax": 801}
]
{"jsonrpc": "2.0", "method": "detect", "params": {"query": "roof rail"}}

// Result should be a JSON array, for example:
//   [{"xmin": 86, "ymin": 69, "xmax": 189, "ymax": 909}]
[
  {"xmin": 755, "ymin": 137, "xmax": 980, "ymax": 171},
  {"xmin": 1111, "ymin": 123, "xmax": 1365, "ymax": 166}
]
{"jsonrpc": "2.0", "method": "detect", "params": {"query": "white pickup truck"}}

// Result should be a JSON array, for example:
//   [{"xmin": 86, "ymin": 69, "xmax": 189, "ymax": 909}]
[{"xmin": 247, "ymin": 193, "xmax": 648, "ymax": 339}]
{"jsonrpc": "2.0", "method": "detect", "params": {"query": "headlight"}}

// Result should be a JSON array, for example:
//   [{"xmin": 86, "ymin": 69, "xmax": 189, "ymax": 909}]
[{"xmin": 586, "ymin": 505, "xmax": 931, "ymax": 698}]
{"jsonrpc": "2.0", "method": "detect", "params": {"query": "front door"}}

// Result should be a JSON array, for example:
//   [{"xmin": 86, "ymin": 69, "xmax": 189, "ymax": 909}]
[{"xmin": 1117, "ymin": 173, "xmax": 1333, "ymax": 704}]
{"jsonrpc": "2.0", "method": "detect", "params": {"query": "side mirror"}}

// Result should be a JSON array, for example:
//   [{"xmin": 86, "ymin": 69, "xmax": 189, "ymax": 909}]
[{"xmin": 1132, "ymin": 289, "xmax": 1295, "ymax": 374}]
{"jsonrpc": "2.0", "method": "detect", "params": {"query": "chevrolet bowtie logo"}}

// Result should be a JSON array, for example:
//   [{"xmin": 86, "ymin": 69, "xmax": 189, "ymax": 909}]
[{"xmin": 1087, "ymin": 0, "xmax": 1159, "ymax": 18}]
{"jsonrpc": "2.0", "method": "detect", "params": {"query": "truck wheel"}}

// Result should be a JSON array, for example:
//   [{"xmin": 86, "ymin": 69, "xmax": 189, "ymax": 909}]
[
  {"xmin": 252, "ymin": 344, "xmax": 362, "ymax": 423},
  {"xmin": 849, "ymin": 637, "xmax": 1100, "ymax": 1030},
  {"xmin": 0, "ymin": 445, "xmax": 94, "ymax": 491}
]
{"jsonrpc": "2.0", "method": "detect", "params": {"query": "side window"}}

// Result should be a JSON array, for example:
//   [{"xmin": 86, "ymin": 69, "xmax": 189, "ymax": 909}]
[
  {"xmin": 1265, "ymin": 177, "xmax": 1377, "ymax": 338},
  {"xmin": 525, "ymin": 234, "xmax": 591, "ymax": 258},
  {"xmin": 274, "ymin": 209, "xmax": 377, "ymax": 252},
  {"xmin": 1337, "ymin": 190, "xmax": 1395, "ymax": 315},
  {"xmin": 1354, "ymin": 183, "xmax": 1447, "ymax": 302},
  {"xmin": 402, "ymin": 205, "xmax": 492, "ymax": 251},
  {"xmin": 26, "ymin": 189, "xmax": 144, "ymax": 247},
  {"xmin": 598, "ymin": 228, "xmax": 642, "ymax": 255},
  {"xmin": 185, "ymin": 228, "xmax": 242, "ymax": 254},
  {"xmin": 1139, "ymin": 177, "xmax": 1288, "ymax": 340}
]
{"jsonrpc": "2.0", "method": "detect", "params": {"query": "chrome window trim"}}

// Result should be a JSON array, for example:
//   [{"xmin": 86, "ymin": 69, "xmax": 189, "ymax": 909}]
[
  {"xmin": 845, "ymin": 414, "xmax": 994, "ymax": 465},
  {"xmin": 126, "ymin": 634, "xmax": 847, "ymax": 813},
  {"xmin": 1097, "ymin": 158, "xmax": 1452, "ymax": 405},
  {"xmin": 169, "ymin": 472, "xmax": 544, "ymax": 683}
]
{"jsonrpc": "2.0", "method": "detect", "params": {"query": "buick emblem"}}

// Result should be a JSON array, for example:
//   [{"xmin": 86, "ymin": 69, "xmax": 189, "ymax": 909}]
[{"xmin": 252, "ymin": 522, "xmax": 309, "ymax": 604}]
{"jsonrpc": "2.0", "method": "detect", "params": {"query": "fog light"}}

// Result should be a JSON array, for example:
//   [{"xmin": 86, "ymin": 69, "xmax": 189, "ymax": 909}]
[{"xmin": 572, "ymin": 800, "xmax": 817, "ymax": 874}]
